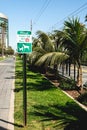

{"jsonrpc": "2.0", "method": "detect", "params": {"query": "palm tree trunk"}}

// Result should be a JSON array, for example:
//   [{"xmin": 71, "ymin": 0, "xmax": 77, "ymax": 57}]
[
  {"xmin": 74, "ymin": 62, "xmax": 76, "ymax": 81},
  {"xmin": 62, "ymin": 63, "xmax": 64, "ymax": 75},
  {"xmin": 66, "ymin": 62, "xmax": 68, "ymax": 74},
  {"xmin": 69, "ymin": 61, "xmax": 71, "ymax": 76},
  {"xmin": 77, "ymin": 65, "xmax": 82, "ymax": 88}
]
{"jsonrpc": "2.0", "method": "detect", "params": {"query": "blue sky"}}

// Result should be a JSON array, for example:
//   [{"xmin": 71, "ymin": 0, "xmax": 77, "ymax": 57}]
[{"xmin": 0, "ymin": 0, "xmax": 87, "ymax": 51}]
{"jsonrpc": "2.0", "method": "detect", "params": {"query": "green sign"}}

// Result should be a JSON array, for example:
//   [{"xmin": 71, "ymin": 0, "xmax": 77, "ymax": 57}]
[
  {"xmin": 17, "ymin": 31, "xmax": 31, "ymax": 35},
  {"xmin": 17, "ymin": 31, "xmax": 32, "ymax": 53},
  {"xmin": 17, "ymin": 43, "xmax": 32, "ymax": 53}
]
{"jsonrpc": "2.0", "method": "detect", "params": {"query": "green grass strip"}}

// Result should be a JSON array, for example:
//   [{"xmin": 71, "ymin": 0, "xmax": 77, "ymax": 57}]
[{"xmin": 14, "ymin": 56, "xmax": 87, "ymax": 130}]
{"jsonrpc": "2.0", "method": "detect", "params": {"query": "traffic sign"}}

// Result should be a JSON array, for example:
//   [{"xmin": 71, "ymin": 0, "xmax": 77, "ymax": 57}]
[
  {"xmin": 17, "ymin": 43, "xmax": 32, "ymax": 53},
  {"xmin": 17, "ymin": 31, "xmax": 32, "ymax": 126},
  {"xmin": 17, "ymin": 31, "xmax": 32, "ymax": 53}
]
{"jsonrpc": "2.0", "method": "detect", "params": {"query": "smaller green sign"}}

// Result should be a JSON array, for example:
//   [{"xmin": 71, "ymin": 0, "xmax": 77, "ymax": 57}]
[
  {"xmin": 17, "ymin": 43, "xmax": 32, "ymax": 53},
  {"xmin": 17, "ymin": 31, "xmax": 31, "ymax": 35}
]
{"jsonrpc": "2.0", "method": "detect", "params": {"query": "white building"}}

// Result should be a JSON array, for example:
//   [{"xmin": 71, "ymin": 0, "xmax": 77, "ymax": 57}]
[{"xmin": 0, "ymin": 13, "xmax": 9, "ymax": 55}]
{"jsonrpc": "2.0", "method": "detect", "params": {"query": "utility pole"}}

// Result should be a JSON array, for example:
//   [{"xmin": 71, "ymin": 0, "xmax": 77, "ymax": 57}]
[{"xmin": 30, "ymin": 20, "xmax": 32, "ymax": 33}]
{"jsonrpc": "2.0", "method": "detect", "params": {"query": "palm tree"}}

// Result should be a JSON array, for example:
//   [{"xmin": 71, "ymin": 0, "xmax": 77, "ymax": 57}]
[
  {"xmin": 85, "ymin": 15, "xmax": 87, "ymax": 22},
  {"xmin": 51, "ymin": 30, "xmax": 69, "ymax": 75},
  {"xmin": 63, "ymin": 17, "xmax": 87, "ymax": 88},
  {"xmin": 29, "ymin": 30, "xmax": 69, "ymax": 74},
  {"xmin": 28, "ymin": 31, "xmax": 54, "ymax": 73}
]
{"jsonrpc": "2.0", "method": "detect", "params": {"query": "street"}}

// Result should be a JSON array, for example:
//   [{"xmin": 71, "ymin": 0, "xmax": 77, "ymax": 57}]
[
  {"xmin": 58, "ymin": 64, "xmax": 87, "ymax": 85},
  {"xmin": 0, "ymin": 57, "xmax": 15, "ymax": 130}
]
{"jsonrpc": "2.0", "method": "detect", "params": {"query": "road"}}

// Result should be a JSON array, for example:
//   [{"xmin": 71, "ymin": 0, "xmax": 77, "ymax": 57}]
[
  {"xmin": 58, "ymin": 64, "xmax": 87, "ymax": 85},
  {"xmin": 0, "ymin": 57, "xmax": 15, "ymax": 130}
]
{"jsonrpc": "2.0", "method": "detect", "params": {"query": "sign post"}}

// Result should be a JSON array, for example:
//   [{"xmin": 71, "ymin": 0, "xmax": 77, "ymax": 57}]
[
  {"xmin": 17, "ymin": 31, "xmax": 32, "ymax": 126},
  {"xmin": 23, "ymin": 53, "xmax": 27, "ymax": 126}
]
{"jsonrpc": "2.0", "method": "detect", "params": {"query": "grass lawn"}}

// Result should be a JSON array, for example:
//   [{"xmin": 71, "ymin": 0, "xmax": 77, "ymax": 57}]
[
  {"xmin": 14, "ymin": 57, "xmax": 87, "ymax": 130},
  {"xmin": 0, "ymin": 56, "xmax": 7, "ymax": 61}
]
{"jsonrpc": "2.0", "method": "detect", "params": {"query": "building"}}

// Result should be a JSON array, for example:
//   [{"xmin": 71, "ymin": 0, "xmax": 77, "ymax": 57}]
[{"xmin": 0, "ymin": 13, "xmax": 9, "ymax": 56}]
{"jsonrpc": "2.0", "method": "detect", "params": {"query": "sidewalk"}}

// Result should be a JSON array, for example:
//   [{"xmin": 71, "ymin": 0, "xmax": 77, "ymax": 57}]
[{"xmin": 0, "ymin": 58, "xmax": 15, "ymax": 130}]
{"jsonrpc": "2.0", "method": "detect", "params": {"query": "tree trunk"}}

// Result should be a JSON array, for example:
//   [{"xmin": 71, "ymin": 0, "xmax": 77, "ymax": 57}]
[
  {"xmin": 77, "ymin": 65, "xmax": 82, "ymax": 88},
  {"xmin": 69, "ymin": 61, "xmax": 71, "ymax": 76},
  {"xmin": 66, "ymin": 62, "xmax": 68, "ymax": 74},
  {"xmin": 74, "ymin": 62, "xmax": 76, "ymax": 81},
  {"xmin": 62, "ymin": 63, "xmax": 64, "ymax": 75}
]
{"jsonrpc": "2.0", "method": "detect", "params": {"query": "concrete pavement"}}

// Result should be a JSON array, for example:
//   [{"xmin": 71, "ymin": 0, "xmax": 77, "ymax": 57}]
[{"xmin": 0, "ymin": 57, "xmax": 15, "ymax": 130}]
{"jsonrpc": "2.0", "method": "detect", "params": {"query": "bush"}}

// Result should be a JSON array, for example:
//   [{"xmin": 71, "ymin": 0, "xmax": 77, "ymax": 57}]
[
  {"xmin": 83, "ymin": 81, "xmax": 87, "ymax": 89},
  {"xmin": 59, "ymin": 78, "xmax": 76, "ymax": 90},
  {"xmin": 77, "ymin": 92, "xmax": 87, "ymax": 106}
]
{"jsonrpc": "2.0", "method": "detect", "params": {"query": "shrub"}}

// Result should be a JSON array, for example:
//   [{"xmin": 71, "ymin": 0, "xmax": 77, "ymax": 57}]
[
  {"xmin": 77, "ymin": 92, "xmax": 87, "ymax": 106},
  {"xmin": 83, "ymin": 81, "xmax": 87, "ymax": 89},
  {"xmin": 59, "ymin": 78, "xmax": 76, "ymax": 90}
]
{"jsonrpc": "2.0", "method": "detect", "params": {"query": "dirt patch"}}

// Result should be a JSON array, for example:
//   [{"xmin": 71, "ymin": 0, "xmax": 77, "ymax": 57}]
[
  {"xmin": 65, "ymin": 90, "xmax": 81, "ymax": 99},
  {"xmin": 64, "ymin": 88, "xmax": 86, "ymax": 99},
  {"xmin": 45, "ymin": 74, "xmax": 87, "ymax": 103},
  {"xmin": 49, "ymin": 77, "xmax": 86, "ymax": 100}
]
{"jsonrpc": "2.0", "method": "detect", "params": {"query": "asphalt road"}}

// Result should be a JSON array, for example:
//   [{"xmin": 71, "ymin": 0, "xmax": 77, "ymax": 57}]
[
  {"xmin": 59, "ymin": 64, "xmax": 87, "ymax": 85},
  {"xmin": 0, "ymin": 57, "xmax": 15, "ymax": 130}
]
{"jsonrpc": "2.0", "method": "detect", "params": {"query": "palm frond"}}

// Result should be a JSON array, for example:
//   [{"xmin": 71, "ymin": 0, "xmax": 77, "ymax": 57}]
[
  {"xmin": 36, "ymin": 30, "xmax": 55, "ymax": 52},
  {"xmin": 35, "ymin": 52, "xmax": 69, "ymax": 66}
]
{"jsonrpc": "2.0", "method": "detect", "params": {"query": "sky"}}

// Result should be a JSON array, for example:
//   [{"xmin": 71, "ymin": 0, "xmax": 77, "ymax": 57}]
[{"xmin": 0, "ymin": 0, "xmax": 87, "ymax": 51}]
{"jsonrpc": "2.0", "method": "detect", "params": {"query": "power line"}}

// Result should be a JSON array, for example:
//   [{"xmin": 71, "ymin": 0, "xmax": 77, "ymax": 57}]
[
  {"xmin": 50, "ymin": 2, "xmax": 87, "ymax": 30},
  {"xmin": 33, "ymin": 0, "xmax": 51, "ymax": 26},
  {"xmin": 72, "ymin": 6, "xmax": 87, "ymax": 17}
]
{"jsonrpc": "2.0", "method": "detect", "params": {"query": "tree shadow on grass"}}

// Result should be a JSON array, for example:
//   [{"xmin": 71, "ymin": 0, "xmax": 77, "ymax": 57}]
[
  {"xmin": 27, "ymin": 78, "xmax": 56, "ymax": 91},
  {"xmin": 14, "ymin": 81, "xmax": 56, "ymax": 92},
  {"xmin": 0, "ymin": 119, "xmax": 23, "ymax": 129},
  {"xmin": 30, "ymin": 101, "xmax": 87, "ymax": 130},
  {"xmin": 14, "ymin": 73, "xmax": 56, "ymax": 92},
  {"xmin": 15, "ymin": 71, "xmax": 23, "ymax": 79}
]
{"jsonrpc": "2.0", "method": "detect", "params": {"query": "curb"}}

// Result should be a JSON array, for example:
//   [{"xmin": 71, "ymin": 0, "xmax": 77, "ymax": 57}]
[{"xmin": 62, "ymin": 90, "xmax": 87, "ymax": 112}]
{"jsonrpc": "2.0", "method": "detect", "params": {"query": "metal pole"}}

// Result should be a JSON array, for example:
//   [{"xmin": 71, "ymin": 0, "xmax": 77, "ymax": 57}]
[
  {"xmin": 23, "ymin": 54, "xmax": 27, "ymax": 126},
  {"xmin": 30, "ymin": 20, "xmax": 32, "ymax": 33}
]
